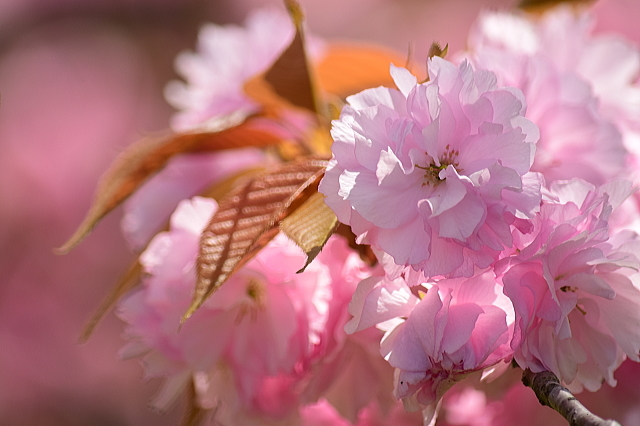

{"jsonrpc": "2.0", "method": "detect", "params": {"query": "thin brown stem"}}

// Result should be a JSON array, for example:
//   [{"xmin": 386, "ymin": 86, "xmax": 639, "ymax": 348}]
[{"xmin": 522, "ymin": 369, "xmax": 621, "ymax": 426}]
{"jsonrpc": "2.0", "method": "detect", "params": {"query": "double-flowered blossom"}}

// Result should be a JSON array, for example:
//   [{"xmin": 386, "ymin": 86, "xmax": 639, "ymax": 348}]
[
  {"xmin": 497, "ymin": 179, "xmax": 640, "ymax": 391},
  {"xmin": 346, "ymin": 269, "xmax": 514, "ymax": 418},
  {"xmin": 85, "ymin": 2, "xmax": 640, "ymax": 424},
  {"xmin": 320, "ymin": 57, "xmax": 541, "ymax": 277},
  {"xmin": 164, "ymin": 7, "xmax": 320, "ymax": 140},
  {"xmin": 466, "ymin": 7, "xmax": 632, "ymax": 185},
  {"xmin": 165, "ymin": 9, "xmax": 295, "ymax": 131},
  {"xmin": 117, "ymin": 196, "xmax": 386, "ymax": 424}
]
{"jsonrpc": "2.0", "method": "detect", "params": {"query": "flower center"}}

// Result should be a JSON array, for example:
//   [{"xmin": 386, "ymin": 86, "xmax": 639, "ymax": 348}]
[
  {"xmin": 416, "ymin": 144, "xmax": 460, "ymax": 186},
  {"xmin": 246, "ymin": 279, "xmax": 265, "ymax": 305},
  {"xmin": 235, "ymin": 278, "xmax": 266, "ymax": 324}
]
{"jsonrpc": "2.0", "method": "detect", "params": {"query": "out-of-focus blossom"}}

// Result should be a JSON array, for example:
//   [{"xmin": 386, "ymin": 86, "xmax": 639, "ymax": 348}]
[
  {"xmin": 440, "ymin": 358, "xmax": 640, "ymax": 426},
  {"xmin": 164, "ymin": 8, "xmax": 295, "ymax": 131},
  {"xmin": 466, "ymin": 7, "xmax": 632, "ymax": 185},
  {"xmin": 117, "ymin": 196, "xmax": 392, "ymax": 424},
  {"xmin": 122, "ymin": 9, "xmax": 286, "ymax": 252},
  {"xmin": 299, "ymin": 396, "xmax": 423, "ymax": 426},
  {"xmin": 121, "ymin": 149, "xmax": 267, "ymax": 251},
  {"xmin": 470, "ymin": 6, "xmax": 640, "ymax": 133},
  {"xmin": 164, "ymin": 7, "xmax": 322, "ymax": 137},
  {"xmin": 498, "ymin": 179, "xmax": 640, "ymax": 392},
  {"xmin": 121, "ymin": 7, "xmax": 331, "ymax": 252},
  {"xmin": 320, "ymin": 58, "xmax": 540, "ymax": 277},
  {"xmin": 439, "ymin": 381, "xmax": 565, "ymax": 426},
  {"xmin": 592, "ymin": 0, "xmax": 640, "ymax": 45},
  {"xmin": 442, "ymin": 386, "xmax": 498, "ymax": 426},
  {"xmin": 347, "ymin": 269, "xmax": 513, "ymax": 420}
]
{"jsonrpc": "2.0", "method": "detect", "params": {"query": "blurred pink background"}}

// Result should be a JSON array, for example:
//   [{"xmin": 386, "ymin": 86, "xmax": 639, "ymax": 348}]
[{"xmin": 2, "ymin": 0, "xmax": 639, "ymax": 424}]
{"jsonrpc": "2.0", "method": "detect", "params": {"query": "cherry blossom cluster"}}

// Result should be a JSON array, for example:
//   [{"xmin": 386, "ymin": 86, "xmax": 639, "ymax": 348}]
[
  {"xmin": 119, "ymin": 197, "xmax": 397, "ymax": 424},
  {"xmin": 320, "ymin": 5, "xmax": 640, "ymax": 420},
  {"xmin": 114, "ymin": 4, "xmax": 640, "ymax": 425}
]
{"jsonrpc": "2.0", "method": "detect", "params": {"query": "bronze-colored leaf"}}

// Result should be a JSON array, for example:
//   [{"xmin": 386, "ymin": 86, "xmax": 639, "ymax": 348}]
[
  {"xmin": 183, "ymin": 155, "xmax": 329, "ymax": 322},
  {"xmin": 518, "ymin": 0, "xmax": 593, "ymax": 12},
  {"xmin": 79, "ymin": 260, "xmax": 143, "ymax": 343},
  {"xmin": 244, "ymin": 0, "xmax": 322, "ymax": 116},
  {"xmin": 280, "ymin": 192, "xmax": 338, "ymax": 273},
  {"xmin": 80, "ymin": 168, "xmax": 268, "ymax": 343},
  {"xmin": 56, "ymin": 118, "xmax": 281, "ymax": 254},
  {"xmin": 315, "ymin": 43, "xmax": 409, "ymax": 99},
  {"xmin": 200, "ymin": 166, "xmax": 266, "ymax": 201}
]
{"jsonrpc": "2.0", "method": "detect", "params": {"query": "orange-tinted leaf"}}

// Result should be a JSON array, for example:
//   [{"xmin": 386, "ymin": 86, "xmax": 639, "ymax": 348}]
[
  {"xmin": 244, "ymin": 0, "xmax": 322, "ymax": 116},
  {"xmin": 307, "ymin": 123, "xmax": 335, "ymax": 156},
  {"xmin": 316, "ymin": 43, "xmax": 409, "ymax": 99},
  {"xmin": 183, "ymin": 155, "xmax": 329, "ymax": 321},
  {"xmin": 56, "ymin": 119, "xmax": 281, "ymax": 254},
  {"xmin": 280, "ymin": 192, "xmax": 338, "ymax": 273},
  {"xmin": 275, "ymin": 139, "xmax": 309, "ymax": 161},
  {"xmin": 80, "ymin": 260, "xmax": 142, "ymax": 343}
]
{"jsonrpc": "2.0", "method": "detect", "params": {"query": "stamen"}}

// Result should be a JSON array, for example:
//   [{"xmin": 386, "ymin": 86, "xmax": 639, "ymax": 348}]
[{"xmin": 417, "ymin": 145, "xmax": 460, "ymax": 186}]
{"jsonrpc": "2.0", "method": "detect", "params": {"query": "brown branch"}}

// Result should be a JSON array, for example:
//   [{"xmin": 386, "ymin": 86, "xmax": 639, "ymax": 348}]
[{"xmin": 522, "ymin": 369, "xmax": 621, "ymax": 426}]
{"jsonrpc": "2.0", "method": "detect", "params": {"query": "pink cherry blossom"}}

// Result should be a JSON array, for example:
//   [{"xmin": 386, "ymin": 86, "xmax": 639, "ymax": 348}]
[
  {"xmin": 442, "ymin": 386, "xmax": 499, "ymax": 426},
  {"xmin": 320, "ymin": 58, "xmax": 541, "ymax": 278},
  {"xmin": 299, "ymin": 396, "xmax": 422, "ymax": 426},
  {"xmin": 121, "ymin": 8, "xmax": 329, "ymax": 253},
  {"xmin": 121, "ymin": 149, "xmax": 268, "ymax": 251},
  {"xmin": 466, "ymin": 7, "xmax": 631, "ymax": 185},
  {"xmin": 117, "ymin": 196, "xmax": 388, "ymax": 423},
  {"xmin": 347, "ymin": 268, "xmax": 514, "ymax": 421},
  {"xmin": 470, "ymin": 6, "xmax": 640, "ymax": 131},
  {"xmin": 497, "ymin": 179, "xmax": 640, "ymax": 391},
  {"xmin": 440, "ymin": 358, "xmax": 640, "ymax": 426},
  {"xmin": 164, "ymin": 7, "xmax": 321, "ymax": 142},
  {"xmin": 440, "ymin": 381, "xmax": 568, "ymax": 426},
  {"xmin": 122, "ymin": 8, "xmax": 325, "ymax": 252},
  {"xmin": 164, "ymin": 8, "xmax": 295, "ymax": 131}
]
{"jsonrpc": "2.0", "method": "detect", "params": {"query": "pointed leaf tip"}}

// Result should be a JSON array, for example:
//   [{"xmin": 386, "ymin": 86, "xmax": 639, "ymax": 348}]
[
  {"xmin": 280, "ymin": 192, "xmax": 338, "ymax": 273},
  {"xmin": 79, "ymin": 260, "xmax": 142, "ymax": 343},
  {"xmin": 180, "ymin": 309, "xmax": 195, "ymax": 324},
  {"xmin": 244, "ymin": 0, "xmax": 326, "ymax": 119},
  {"xmin": 285, "ymin": 0, "xmax": 305, "ymax": 27}
]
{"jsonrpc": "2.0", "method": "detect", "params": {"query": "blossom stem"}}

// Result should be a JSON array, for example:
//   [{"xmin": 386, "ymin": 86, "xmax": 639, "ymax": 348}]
[{"xmin": 521, "ymin": 369, "xmax": 621, "ymax": 426}]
